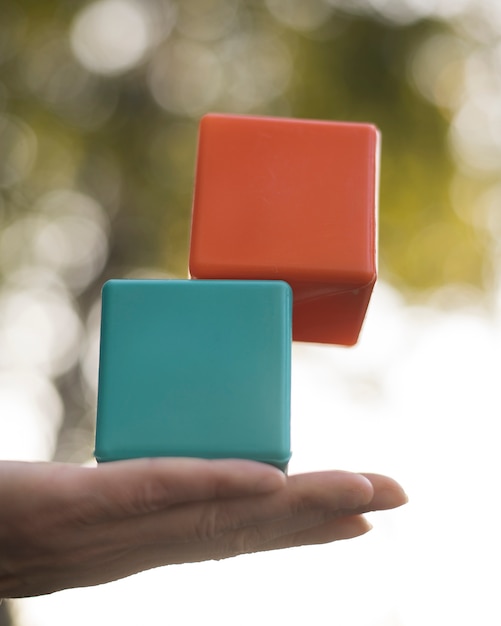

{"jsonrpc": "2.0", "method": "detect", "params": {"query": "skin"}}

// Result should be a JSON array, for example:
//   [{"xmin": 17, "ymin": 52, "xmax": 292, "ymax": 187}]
[{"xmin": 0, "ymin": 458, "xmax": 407, "ymax": 599}]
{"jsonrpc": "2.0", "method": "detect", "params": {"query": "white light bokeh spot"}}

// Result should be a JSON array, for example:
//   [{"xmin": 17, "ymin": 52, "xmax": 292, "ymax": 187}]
[
  {"xmin": 450, "ymin": 98, "xmax": 501, "ymax": 173},
  {"xmin": 70, "ymin": 0, "xmax": 153, "ymax": 75},
  {"xmin": 0, "ymin": 215, "xmax": 45, "ymax": 275},
  {"xmin": 149, "ymin": 39, "xmax": 224, "ymax": 116},
  {"xmin": 0, "ymin": 370, "xmax": 63, "ymax": 461},
  {"xmin": 0, "ymin": 190, "xmax": 109, "ymax": 292},
  {"xmin": 220, "ymin": 32, "xmax": 292, "ymax": 110},
  {"xmin": 265, "ymin": 0, "xmax": 334, "ymax": 32},
  {"xmin": 0, "ymin": 285, "xmax": 82, "ymax": 377},
  {"xmin": 34, "ymin": 190, "xmax": 110, "ymax": 291},
  {"xmin": 409, "ymin": 33, "xmax": 467, "ymax": 111}
]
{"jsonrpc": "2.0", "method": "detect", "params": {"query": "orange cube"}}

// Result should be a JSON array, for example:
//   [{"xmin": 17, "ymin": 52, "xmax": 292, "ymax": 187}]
[{"xmin": 189, "ymin": 113, "xmax": 379, "ymax": 345}]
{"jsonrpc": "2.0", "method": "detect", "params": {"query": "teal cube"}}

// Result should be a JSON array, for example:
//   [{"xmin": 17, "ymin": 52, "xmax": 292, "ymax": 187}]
[{"xmin": 95, "ymin": 279, "xmax": 292, "ymax": 470}]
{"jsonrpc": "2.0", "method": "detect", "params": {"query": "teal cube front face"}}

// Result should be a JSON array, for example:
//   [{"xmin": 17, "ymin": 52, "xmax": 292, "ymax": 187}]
[{"xmin": 95, "ymin": 279, "xmax": 292, "ymax": 470}]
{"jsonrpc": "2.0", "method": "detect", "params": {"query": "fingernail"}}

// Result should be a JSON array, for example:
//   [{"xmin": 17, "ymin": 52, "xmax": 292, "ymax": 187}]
[
  {"xmin": 378, "ymin": 486, "xmax": 409, "ymax": 509},
  {"xmin": 340, "ymin": 486, "xmax": 373, "ymax": 509}
]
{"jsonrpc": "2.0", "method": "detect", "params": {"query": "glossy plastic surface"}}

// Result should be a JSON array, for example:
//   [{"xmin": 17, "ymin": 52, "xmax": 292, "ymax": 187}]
[
  {"xmin": 189, "ymin": 113, "xmax": 379, "ymax": 345},
  {"xmin": 95, "ymin": 279, "xmax": 292, "ymax": 470}
]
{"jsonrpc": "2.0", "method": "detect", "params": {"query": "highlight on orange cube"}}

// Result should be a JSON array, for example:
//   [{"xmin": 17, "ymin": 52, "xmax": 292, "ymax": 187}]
[{"xmin": 189, "ymin": 113, "xmax": 380, "ymax": 346}]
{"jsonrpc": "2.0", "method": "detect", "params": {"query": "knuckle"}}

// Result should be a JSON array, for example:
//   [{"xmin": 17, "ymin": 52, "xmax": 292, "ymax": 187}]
[
  {"xmin": 128, "ymin": 479, "xmax": 169, "ymax": 515},
  {"xmin": 225, "ymin": 525, "xmax": 273, "ymax": 558},
  {"xmin": 193, "ymin": 503, "xmax": 232, "ymax": 542}
]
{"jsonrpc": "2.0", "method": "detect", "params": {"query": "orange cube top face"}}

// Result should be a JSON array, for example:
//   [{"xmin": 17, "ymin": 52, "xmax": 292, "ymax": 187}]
[{"xmin": 189, "ymin": 113, "xmax": 379, "ymax": 345}]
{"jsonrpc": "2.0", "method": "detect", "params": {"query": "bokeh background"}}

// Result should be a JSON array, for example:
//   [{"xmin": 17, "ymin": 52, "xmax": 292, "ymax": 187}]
[{"xmin": 1, "ymin": 0, "xmax": 500, "ymax": 624}]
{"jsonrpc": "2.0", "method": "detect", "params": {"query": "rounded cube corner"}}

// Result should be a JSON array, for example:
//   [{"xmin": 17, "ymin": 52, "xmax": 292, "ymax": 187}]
[
  {"xmin": 101, "ymin": 278, "xmax": 122, "ymax": 298},
  {"xmin": 276, "ymin": 279, "xmax": 293, "ymax": 300}
]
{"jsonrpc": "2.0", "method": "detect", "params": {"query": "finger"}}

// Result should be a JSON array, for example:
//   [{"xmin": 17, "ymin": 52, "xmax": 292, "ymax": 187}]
[
  {"xmin": 215, "ymin": 473, "xmax": 404, "ymax": 556},
  {"xmin": 254, "ymin": 472, "xmax": 409, "ymax": 553},
  {"xmin": 81, "ymin": 458, "xmax": 287, "ymax": 521},
  {"xmin": 358, "ymin": 473, "xmax": 408, "ymax": 512},
  {"xmin": 128, "ymin": 509, "xmax": 373, "ymax": 570},
  {"xmin": 285, "ymin": 471, "xmax": 375, "ymax": 511},
  {"xmin": 249, "ymin": 514, "xmax": 373, "ymax": 552},
  {"xmin": 109, "ymin": 470, "xmax": 375, "ymax": 547},
  {"xmin": 211, "ymin": 474, "xmax": 375, "ymax": 558}
]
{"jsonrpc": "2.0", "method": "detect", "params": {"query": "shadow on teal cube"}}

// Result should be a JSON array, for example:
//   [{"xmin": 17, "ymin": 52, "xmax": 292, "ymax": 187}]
[{"xmin": 95, "ymin": 279, "xmax": 292, "ymax": 470}]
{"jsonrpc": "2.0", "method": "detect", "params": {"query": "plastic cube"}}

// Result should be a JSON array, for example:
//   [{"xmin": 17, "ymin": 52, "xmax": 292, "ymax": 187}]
[
  {"xmin": 189, "ymin": 113, "xmax": 379, "ymax": 345},
  {"xmin": 95, "ymin": 279, "xmax": 292, "ymax": 470}
]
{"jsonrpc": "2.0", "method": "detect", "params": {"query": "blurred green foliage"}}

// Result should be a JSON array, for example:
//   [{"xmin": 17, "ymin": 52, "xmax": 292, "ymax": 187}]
[{"xmin": 0, "ymin": 0, "xmax": 489, "ymax": 293}]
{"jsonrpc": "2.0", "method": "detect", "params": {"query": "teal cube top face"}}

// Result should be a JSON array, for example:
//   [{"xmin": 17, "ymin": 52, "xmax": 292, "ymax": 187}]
[{"xmin": 95, "ymin": 279, "xmax": 292, "ymax": 470}]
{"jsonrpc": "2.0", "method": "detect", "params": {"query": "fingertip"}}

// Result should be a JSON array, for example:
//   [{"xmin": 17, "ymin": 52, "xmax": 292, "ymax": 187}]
[
  {"xmin": 363, "ymin": 518, "xmax": 374, "ymax": 534},
  {"xmin": 312, "ymin": 514, "xmax": 374, "ymax": 544},
  {"xmin": 338, "ymin": 514, "xmax": 373, "ymax": 540},
  {"xmin": 361, "ymin": 473, "xmax": 409, "ymax": 510},
  {"xmin": 339, "ymin": 474, "xmax": 375, "ymax": 509}
]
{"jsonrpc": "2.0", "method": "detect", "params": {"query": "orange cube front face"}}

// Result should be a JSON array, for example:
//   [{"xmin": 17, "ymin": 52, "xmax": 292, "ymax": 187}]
[{"xmin": 189, "ymin": 113, "xmax": 379, "ymax": 345}]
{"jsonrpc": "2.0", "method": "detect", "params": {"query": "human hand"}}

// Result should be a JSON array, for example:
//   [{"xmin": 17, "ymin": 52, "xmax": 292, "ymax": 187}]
[{"xmin": 0, "ymin": 458, "xmax": 407, "ymax": 598}]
